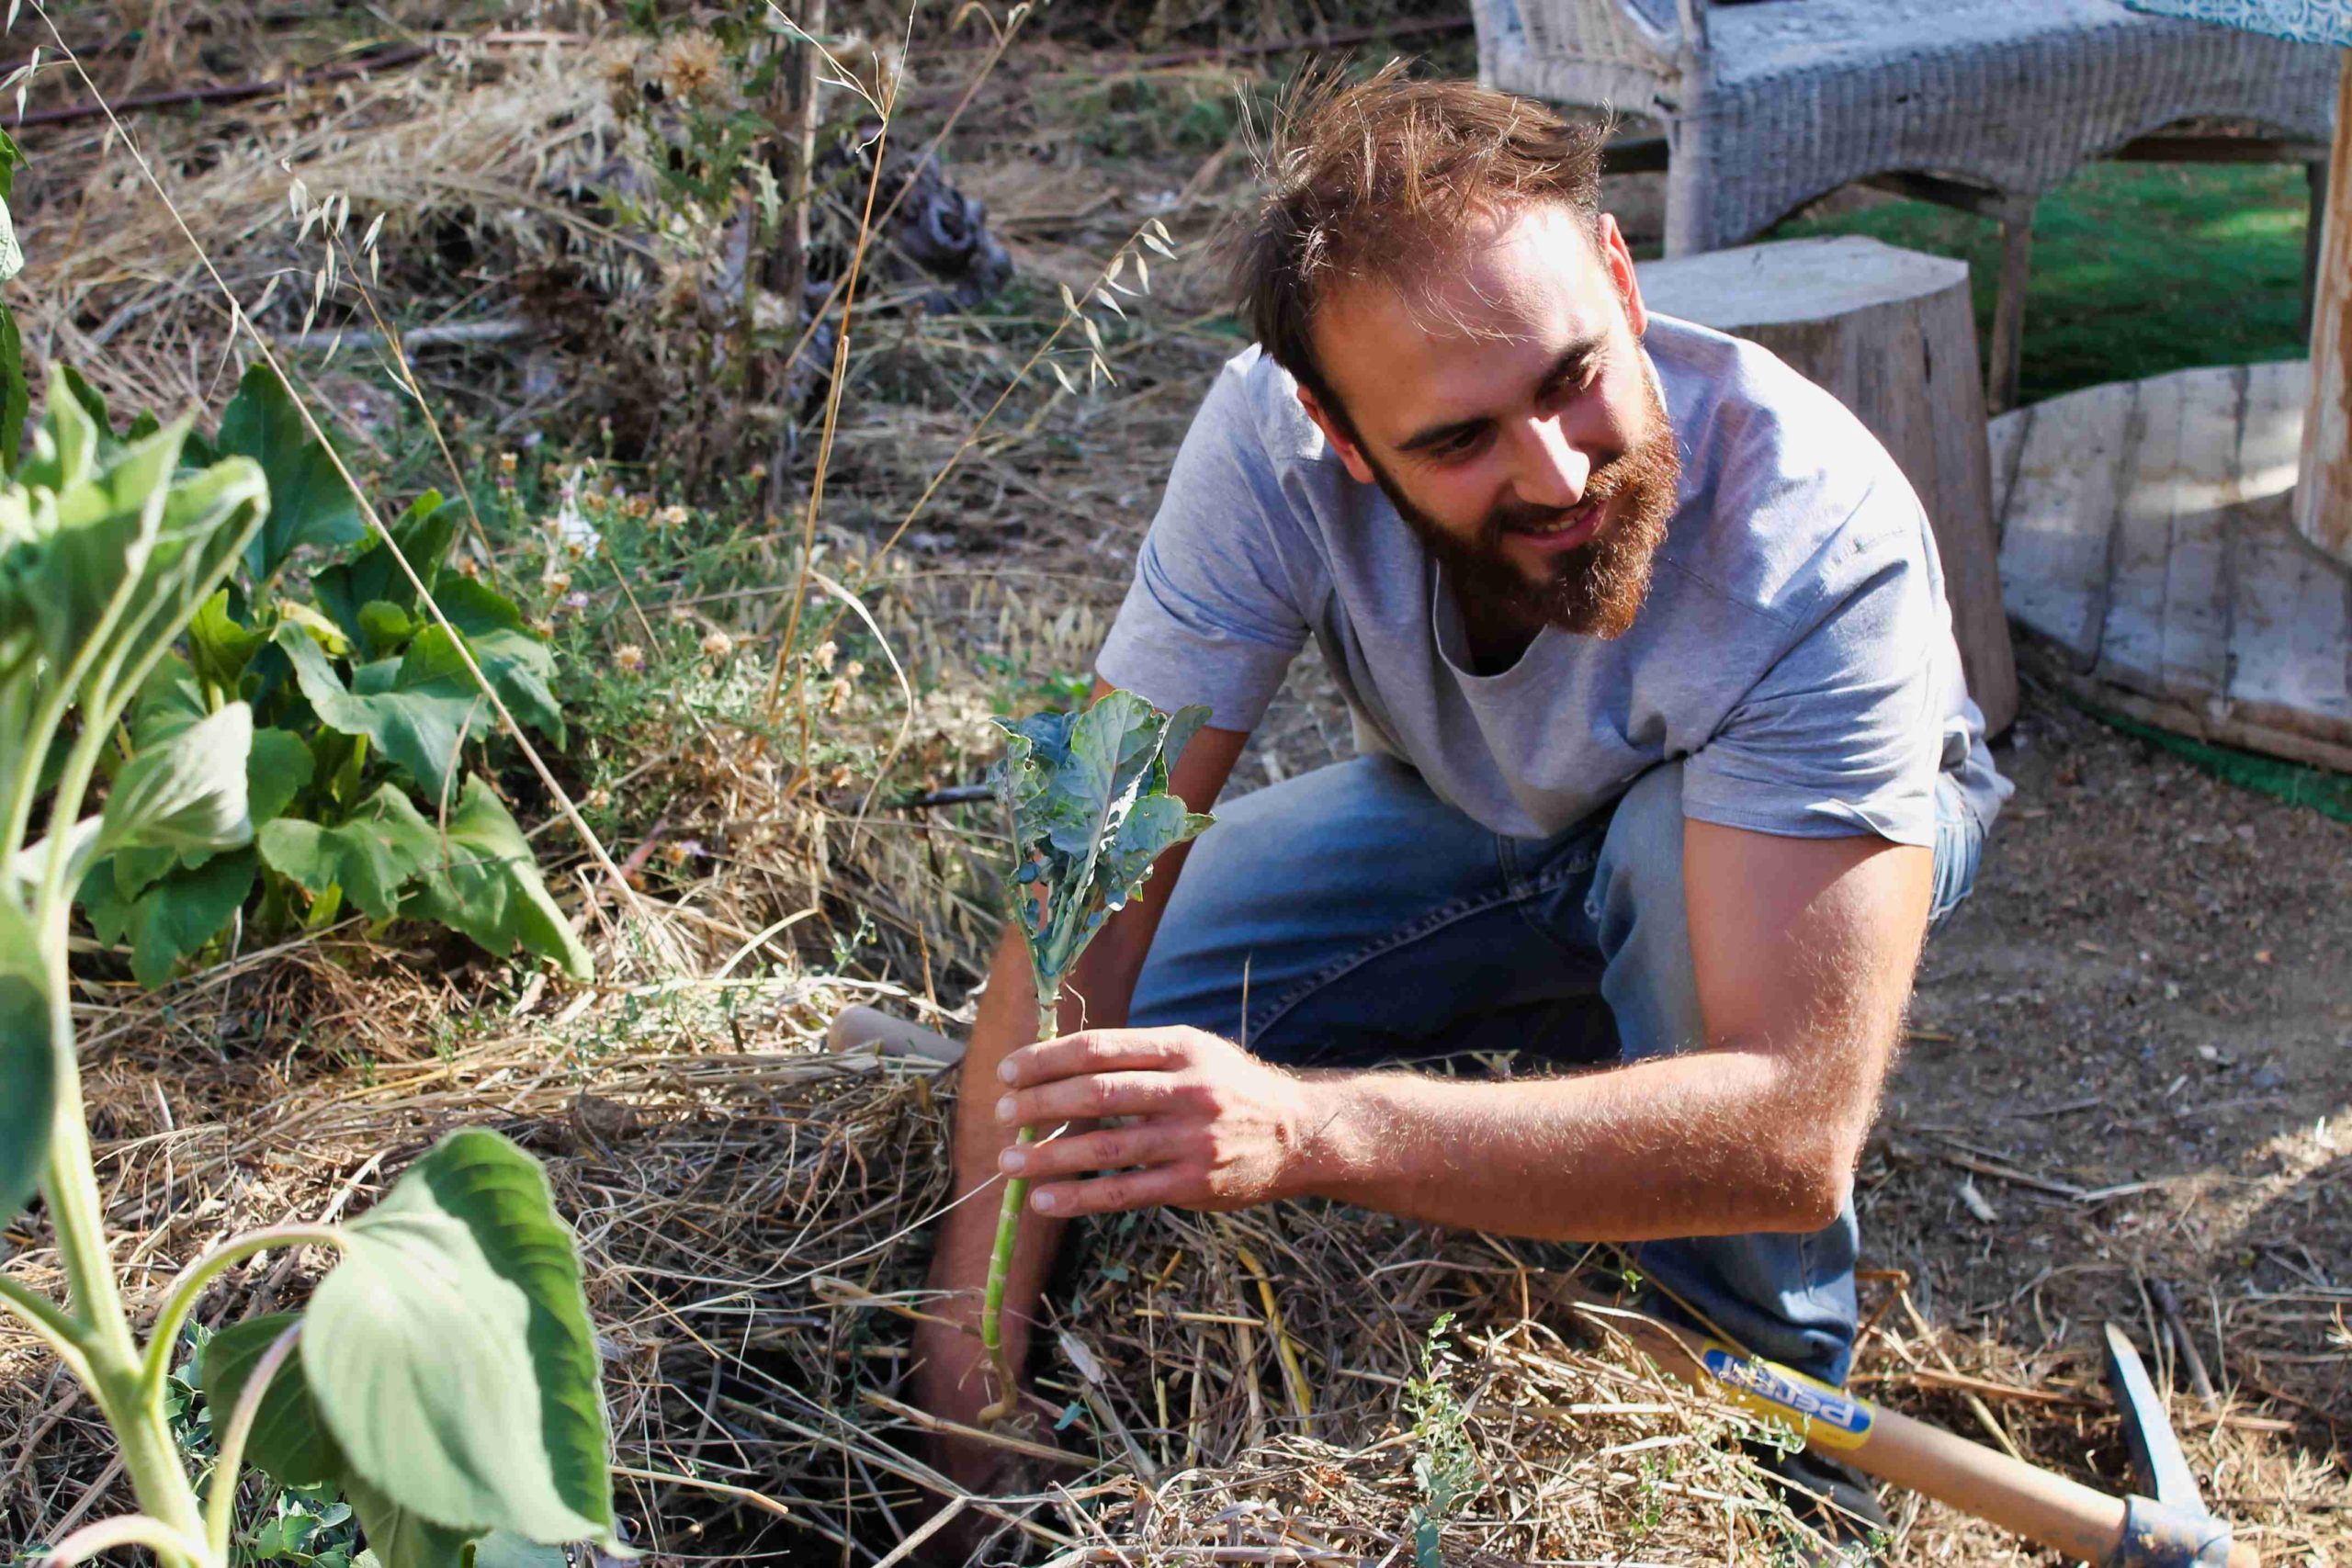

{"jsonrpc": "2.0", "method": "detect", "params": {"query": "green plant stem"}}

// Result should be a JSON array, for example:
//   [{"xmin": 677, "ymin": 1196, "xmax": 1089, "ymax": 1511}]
[
  {"xmin": 205, "ymin": 1317, "xmax": 301, "ymax": 1558},
  {"xmin": 43, "ymin": 1036, "xmax": 210, "ymax": 1562},
  {"xmin": 978, "ymin": 995, "xmax": 1058, "ymax": 1426},
  {"xmin": 40, "ymin": 1510, "xmax": 208, "ymax": 1568},
  {"xmin": 0, "ymin": 682, "xmax": 73, "ymax": 875},
  {"xmin": 138, "ymin": 1224, "xmax": 345, "ymax": 1402},
  {"xmin": 29, "ymin": 706, "xmax": 211, "ymax": 1563},
  {"xmin": 0, "ymin": 1269, "xmax": 96, "ymax": 1373}
]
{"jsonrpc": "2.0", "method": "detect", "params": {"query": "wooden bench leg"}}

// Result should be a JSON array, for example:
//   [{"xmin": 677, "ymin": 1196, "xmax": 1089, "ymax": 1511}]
[{"xmin": 1987, "ymin": 198, "xmax": 2035, "ymax": 415}]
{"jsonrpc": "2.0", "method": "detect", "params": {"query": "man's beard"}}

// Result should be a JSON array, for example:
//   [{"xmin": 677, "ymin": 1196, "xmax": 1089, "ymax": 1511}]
[{"xmin": 1364, "ymin": 364, "xmax": 1680, "ymax": 640}]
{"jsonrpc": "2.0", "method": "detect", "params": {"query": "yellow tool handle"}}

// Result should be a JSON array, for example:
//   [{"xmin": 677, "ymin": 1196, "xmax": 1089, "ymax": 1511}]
[{"xmin": 1577, "ymin": 1303, "xmax": 2256, "ymax": 1568}]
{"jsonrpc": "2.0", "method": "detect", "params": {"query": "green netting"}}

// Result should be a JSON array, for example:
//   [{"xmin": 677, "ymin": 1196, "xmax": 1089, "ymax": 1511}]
[{"xmin": 2061, "ymin": 693, "xmax": 2352, "ymax": 825}]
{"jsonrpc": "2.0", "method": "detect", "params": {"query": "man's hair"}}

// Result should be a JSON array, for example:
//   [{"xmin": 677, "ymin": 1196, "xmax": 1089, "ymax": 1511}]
[{"xmin": 1228, "ymin": 63, "xmax": 1608, "ymax": 428}]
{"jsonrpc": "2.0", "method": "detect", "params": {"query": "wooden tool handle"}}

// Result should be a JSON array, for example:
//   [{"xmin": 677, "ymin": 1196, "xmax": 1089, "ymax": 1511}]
[
  {"xmin": 826, "ymin": 1003, "xmax": 967, "ymax": 1066},
  {"xmin": 1577, "ymin": 1303, "xmax": 2256, "ymax": 1567}
]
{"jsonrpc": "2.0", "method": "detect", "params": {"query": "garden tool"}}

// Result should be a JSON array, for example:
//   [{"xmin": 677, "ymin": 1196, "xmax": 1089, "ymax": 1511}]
[{"xmin": 1564, "ymin": 1297, "xmax": 2256, "ymax": 1568}]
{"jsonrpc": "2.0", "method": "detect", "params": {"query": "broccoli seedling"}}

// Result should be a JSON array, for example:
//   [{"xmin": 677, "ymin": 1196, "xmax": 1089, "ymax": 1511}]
[{"xmin": 979, "ymin": 689, "xmax": 1212, "ymax": 1424}]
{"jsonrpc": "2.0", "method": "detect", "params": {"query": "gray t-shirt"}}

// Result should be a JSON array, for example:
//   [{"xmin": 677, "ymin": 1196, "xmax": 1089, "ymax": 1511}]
[{"xmin": 1096, "ymin": 315, "xmax": 2010, "ymax": 848}]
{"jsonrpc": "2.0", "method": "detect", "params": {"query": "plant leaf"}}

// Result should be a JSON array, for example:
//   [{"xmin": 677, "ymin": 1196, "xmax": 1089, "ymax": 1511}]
[
  {"xmin": 217, "ymin": 363, "xmax": 363, "ymax": 581},
  {"xmin": 344, "ymin": 1472, "xmax": 481, "ymax": 1568},
  {"xmin": 0, "ymin": 305, "xmax": 25, "ymax": 478},
  {"xmin": 993, "ymin": 690, "xmax": 1212, "ymax": 989},
  {"xmin": 187, "ymin": 588, "xmax": 266, "ymax": 694},
  {"xmin": 130, "ymin": 654, "xmax": 209, "ymax": 749},
  {"xmin": 248, "ymin": 727, "xmax": 316, "ymax": 829},
  {"xmin": 127, "ymin": 845, "xmax": 255, "ymax": 988},
  {"xmin": 404, "ymin": 777, "xmax": 590, "ymax": 981},
  {"xmin": 306, "ymin": 1129, "xmax": 616, "ymax": 1546},
  {"xmin": 0, "ymin": 894, "xmax": 51, "ymax": 1220},
  {"xmin": 0, "ymin": 190, "xmax": 21, "ymax": 287},
  {"xmin": 357, "ymin": 599, "xmax": 416, "ymax": 653},
  {"xmin": 2, "ymin": 387, "xmax": 267, "ymax": 750},
  {"xmin": 312, "ymin": 491, "xmax": 452, "ymax": 647},
  {"xmin": 277, "ymin": 623, "xmax": 484, "ymax": 805},
  {"xmin": 198, "ymin": 1314, "xmax": 345, "ymax": 1489},
  {"xmin": 97, "ymin": 701, "xmax": 254, "ymax": 861},
  {"xmin": 434, "ymin": 577, "xmax": 563, "ymax": 746},
  {"xmin": 1094, "ymin": 794, "xmax": 1210, "ymax": 909},
  {"xmin": 467, "ymin": 1531, "xmax": 574, "ymax": 1568},
  {"xmin": 259, "ymin": 784, "xmax": 438, "ymax": 921}
]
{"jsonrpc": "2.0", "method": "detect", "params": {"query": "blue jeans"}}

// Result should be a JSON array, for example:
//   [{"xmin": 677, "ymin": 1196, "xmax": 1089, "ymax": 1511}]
[{"xmin": 1128, "ymin": 757, "xmax": 1986, "ymax": 1386}]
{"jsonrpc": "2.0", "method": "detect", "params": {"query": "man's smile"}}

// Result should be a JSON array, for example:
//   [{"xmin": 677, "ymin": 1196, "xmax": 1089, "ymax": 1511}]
[{"xmin": 1500, "ymin": 497, "xmax": 1606, "ymax": 557}]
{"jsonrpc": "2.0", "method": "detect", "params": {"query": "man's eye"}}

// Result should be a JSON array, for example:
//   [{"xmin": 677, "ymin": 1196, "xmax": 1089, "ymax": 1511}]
[{"xmin": 1432, "ymin": 428, "xmax": 1486, "ymax": 458}]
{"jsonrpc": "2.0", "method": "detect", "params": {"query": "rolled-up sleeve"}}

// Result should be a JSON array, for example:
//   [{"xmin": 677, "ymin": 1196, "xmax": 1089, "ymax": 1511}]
[{"xmin": 1094, "ymin": 365, "xmax": 1311, "ymax": 732}]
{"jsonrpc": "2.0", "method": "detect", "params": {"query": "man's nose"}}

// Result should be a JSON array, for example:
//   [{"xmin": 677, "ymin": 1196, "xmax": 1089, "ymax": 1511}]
[{"xmin": 1510, "ymin": 415, "xmax": 1590, "ymax": 510}]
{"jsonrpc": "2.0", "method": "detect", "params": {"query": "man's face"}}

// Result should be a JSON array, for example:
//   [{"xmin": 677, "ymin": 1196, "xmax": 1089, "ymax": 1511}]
[{"xmin": 1300, "ymin": 203, "xmax": 1680, "ymax": 639}]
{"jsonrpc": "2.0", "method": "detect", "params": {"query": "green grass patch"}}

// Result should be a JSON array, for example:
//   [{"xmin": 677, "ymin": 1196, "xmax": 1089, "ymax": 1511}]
[{"xmin": 1770, "ymin": 160, "xmax": 2312, "ymax": 404}]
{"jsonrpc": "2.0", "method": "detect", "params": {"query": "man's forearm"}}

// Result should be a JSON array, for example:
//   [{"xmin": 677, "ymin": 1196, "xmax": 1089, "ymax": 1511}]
[{"xmin": 1296, "ymin": 1043, "xmax": 1871, "ymax": 1241}]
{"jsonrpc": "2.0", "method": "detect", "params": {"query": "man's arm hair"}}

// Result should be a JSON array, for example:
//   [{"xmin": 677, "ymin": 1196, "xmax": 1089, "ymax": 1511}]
[{"xmin": 1292, "ymin": 823, "xmax": 1933, "ymax": 1240}]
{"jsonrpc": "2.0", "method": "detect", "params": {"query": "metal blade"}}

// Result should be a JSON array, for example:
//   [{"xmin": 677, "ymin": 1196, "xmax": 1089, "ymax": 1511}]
[{"xmin": 2102, "ymin": 1322, "xmax": 2205, "ymax": 1515}]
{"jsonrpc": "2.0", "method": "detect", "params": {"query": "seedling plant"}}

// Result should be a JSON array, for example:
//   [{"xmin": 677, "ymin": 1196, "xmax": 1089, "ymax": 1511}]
[{"xmin": 978, "ymin": 689, "xmax": 1211, "ymax": 1424}]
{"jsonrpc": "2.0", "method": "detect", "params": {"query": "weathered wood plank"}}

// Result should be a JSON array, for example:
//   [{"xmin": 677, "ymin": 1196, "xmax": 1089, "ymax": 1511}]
[
  {"xmin": 2229, "ymin": 358, "xmax": 2352, "ymax": 746},
  {"xmin": 2155, "ymin": 365, "xmax": 2247, "ymax": 712},
  {"xmin": 2097, "ymin": 369, "xmax": 2188, "ymax": 701},
  {"xmin": 1999, "ymin": 378, "xmax": 2136, "ymax": 669},
  {"xmin": 2237, "ymin": 360, "xmax": 2312, "ymax": 506}
]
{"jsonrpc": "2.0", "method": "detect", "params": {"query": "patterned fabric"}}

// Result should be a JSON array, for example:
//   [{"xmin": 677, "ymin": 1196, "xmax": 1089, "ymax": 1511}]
[{"xmin": 2124, "ymin": 0, "xmax": 2352, "ymax": 48}]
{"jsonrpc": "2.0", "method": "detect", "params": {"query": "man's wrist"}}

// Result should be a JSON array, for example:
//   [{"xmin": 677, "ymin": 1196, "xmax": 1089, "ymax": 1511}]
[{"xmin": 1288, "ymin": 1071, "xmax": 1371, "ymax": 1201}]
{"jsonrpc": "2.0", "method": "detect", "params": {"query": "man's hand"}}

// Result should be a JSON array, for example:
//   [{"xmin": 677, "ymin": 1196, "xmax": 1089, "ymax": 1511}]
[{"xmin": 993, "ymin": 1027, "xmax": 1320, "ymax": 1218}]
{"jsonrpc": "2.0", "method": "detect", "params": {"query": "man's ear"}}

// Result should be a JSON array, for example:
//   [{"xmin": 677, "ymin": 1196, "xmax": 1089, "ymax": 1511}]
[
  {"xmin": 1295, "ymin": 384, "xmax": 1378, "ymax": 486},
  {"xmin": 1594, "ymin": 212, "xmax": 1649, "ymax": 337}
]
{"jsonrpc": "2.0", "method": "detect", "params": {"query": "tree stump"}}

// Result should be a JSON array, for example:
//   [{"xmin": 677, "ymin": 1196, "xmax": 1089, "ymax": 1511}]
[{"xmin": 1636, "ymin": 235, "xmax": 2020, "ymax": 735}]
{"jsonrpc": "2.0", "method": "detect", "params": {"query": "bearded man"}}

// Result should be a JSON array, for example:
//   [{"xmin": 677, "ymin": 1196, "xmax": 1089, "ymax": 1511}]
[{"xmin": 913, "ymin": 70, "xmax": 2009, "ymax": 1555}]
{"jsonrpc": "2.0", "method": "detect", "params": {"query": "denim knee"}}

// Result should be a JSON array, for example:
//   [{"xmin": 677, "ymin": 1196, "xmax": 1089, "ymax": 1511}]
[{"xmin": 1587, "ymin": 763, "xmax": 1704, "ymax": 1063}]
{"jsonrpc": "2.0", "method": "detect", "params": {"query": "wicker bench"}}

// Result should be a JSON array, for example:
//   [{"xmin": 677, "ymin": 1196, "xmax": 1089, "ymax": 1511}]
[{"xmin": 1472, "ymin": 0, "xmax": 2340, "ymax": 410}]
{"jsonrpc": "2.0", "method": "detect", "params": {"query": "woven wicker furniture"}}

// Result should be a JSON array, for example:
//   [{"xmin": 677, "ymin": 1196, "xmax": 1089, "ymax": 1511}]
[{"xmin": 1470, "ymin": 0, "xmax": 2341, "ymax": 409}]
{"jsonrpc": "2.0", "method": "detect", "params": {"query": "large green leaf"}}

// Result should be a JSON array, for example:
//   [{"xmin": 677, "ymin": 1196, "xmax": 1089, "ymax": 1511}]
[
  {"xmin": 0, "ymin": 895, "xmax": 51, "ymax": 1221},
  {"xmin": 129, "ymin": 656, "xmax": 209, "ymax": 749},
  {"xmin": 97, "ymin": 701, "xmax": 254, "ymax": 861},
  {"xmin": 198, "ymin": 1314, "xmax": 344, "ymax": 1489},
  {"xmin": 305, "ymin": 1130, "xmax": 616, "ymax": 1547},
  {"xmin": 217, "ymin": 364, "xmax": 362, "ymax": 582},
  {"xmin": 345, "ymin": 1472, "xmax": 480, "ymax": 1568},
  {"xmin": 313, "ymin": 491, "xmax": 454, "ymax": 649},
  {"xmin": 435, "ymin": 577, "xmax": 563, "ymax": 747},
  {"xmin": 126, "ymin": 846, "xmax": 256, "ymax": 988},
  {"xmin": 249, "ymin": 727, "xmax": 316, "ymax": 829},
  {"xmin": 405, "ymin": 778, "xmax": 590, "ymax": 981},
  {"xmin": 277, "ymin": 624, "xmax": 485, "ymax": 805},
  {"xmin": 259, "ymin": 784, "xmax": 439, "ymax": 921}
]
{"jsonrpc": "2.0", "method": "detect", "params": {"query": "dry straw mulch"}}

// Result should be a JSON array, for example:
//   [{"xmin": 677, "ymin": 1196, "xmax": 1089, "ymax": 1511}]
[{"xmin": 3, "ymin": 967, "xmax": 1815, "ymax": 1566}]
